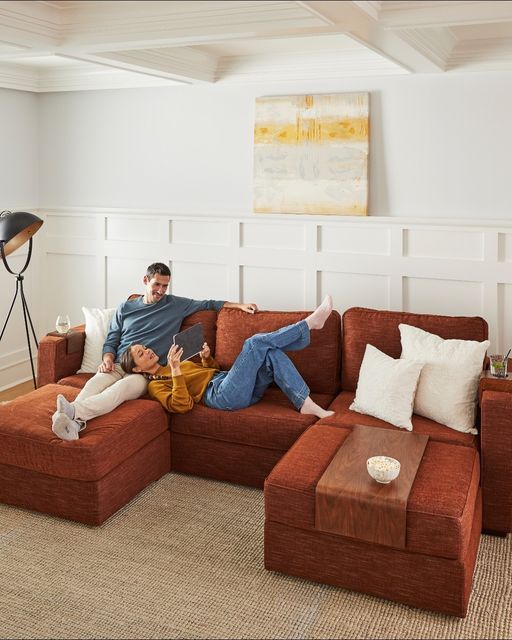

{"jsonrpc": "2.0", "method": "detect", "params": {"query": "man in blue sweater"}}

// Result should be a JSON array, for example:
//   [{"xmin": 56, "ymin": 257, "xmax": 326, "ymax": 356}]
[{"xmin": 52, "ymin": 262, "xmax": 258, "ymax": 440}]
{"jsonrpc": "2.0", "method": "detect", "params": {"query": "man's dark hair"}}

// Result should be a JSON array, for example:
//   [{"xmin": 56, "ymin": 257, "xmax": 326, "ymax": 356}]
[{"xmin": 146, "ymin": 262, "xmax": 171, "ymax": 279}]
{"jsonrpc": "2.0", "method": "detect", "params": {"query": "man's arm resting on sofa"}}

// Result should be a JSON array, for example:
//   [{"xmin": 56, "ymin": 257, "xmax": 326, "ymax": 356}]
[
  {"xmin": 479, "ymin": 388, "xmax": 512, "ymax": 535},
  {"xmin": 37, "ymin": 326, "xmax": 86, "ymax": 387}
]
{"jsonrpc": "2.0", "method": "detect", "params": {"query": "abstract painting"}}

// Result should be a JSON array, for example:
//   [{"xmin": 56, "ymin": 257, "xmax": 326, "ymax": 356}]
[{"xmin": 254, "ymin": 92, "xmax": 369, "ymax": 216}]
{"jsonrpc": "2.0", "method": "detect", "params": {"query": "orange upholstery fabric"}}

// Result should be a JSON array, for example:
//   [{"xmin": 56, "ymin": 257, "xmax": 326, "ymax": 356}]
[
  {"xmin": 0, "ymin": 432, "xmax": 170, "ymax": 526},
  {"xmin": 37, "ymin": 326, "xmax": 86, "ymax": 387},
  {"xmin": 342, "ymin": 307, "xmax": 488, "ymax": 392},
  {"xmin": 480, "ymin": 390, "xmax": 512, "ymax": 533},
  {"xmin": 265, "ymin": 424, "xmax": 480, "ymax": 561},
  {"xmin": 265, "ymin": 498, "xmax": 481, "ymax": 617},
  {"xmin": 0, "ymin": 384, "xmax": 169, "ymax": 481},
  {"xmin": 171, "ymin": 432, "xmax": 287, "ymax": 488},
  {"xmin": 215, "ymin": 308, "xmax": 341, "ymax": 395},
  {"xmin": 172, "ymin": 388, "xmax": 331, "ymax": 450},
  {"xmin": 58, "ymin": 373, "xmax": 93, "ymax": 388}
]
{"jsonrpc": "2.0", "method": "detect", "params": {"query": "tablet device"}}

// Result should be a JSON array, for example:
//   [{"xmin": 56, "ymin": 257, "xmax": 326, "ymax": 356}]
[{"xmin": 172, "ymin": 322, "xmax": 204, "ymax": 361}]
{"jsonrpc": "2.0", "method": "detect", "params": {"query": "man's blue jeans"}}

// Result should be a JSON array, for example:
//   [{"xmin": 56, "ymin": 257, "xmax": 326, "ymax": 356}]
[{"xmin": 203, "ymin": 320, "xmax": 310, "ymax": 411}]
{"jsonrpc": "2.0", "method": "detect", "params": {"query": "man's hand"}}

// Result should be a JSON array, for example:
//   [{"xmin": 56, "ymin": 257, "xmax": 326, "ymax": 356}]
[
  {"xmin": 167, "ymin": 344, "xmax": 183, "ymax": 376},
  {"xmin": 224, "ymin": 302, "xmax": 258, "ymax": 314},
  {"xmin": 239, "ymin": 303, "xmax": 258, "ymax": 314},
  {"xmin": 98, "ymin": 353, "xmax": 115, "ymax": 373},
  {"xmin": 200, "ymin": 342, "xmax": 211, "ymax": 360}
]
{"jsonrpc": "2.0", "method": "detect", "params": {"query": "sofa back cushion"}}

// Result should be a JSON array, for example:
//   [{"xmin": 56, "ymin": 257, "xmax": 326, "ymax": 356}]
[
  {"xmin": 342, "ymin": 307, "xmax": 489, "ymax": 392},
  {"xmin": 215, "ymin": 309, "xmax": 342, "ymax": 395}
]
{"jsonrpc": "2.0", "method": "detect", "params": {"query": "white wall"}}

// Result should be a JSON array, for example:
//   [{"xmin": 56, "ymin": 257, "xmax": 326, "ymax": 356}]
[
  {"xmin": 38, "ymin": 72, "xmax": 512, "ymax": 218},
  {"xmin": 0, "ymin": 89, "xmax": 39, "ymax": 208},
  {"xmin": 3, "ymin": 71, "xmax": 512, "ymax": 389},
  {"xmin": 0, "ymin": 89, "xmax": 40, "ymax": 390}
]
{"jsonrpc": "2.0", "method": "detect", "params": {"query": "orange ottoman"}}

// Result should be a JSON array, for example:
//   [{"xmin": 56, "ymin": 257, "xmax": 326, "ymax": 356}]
[
  {"xmin": 0, "ymin": 384, "xmax": 170, "ymax": 525},
  {"xmin": 264, "ymin": 424, "xmax": 482, "ymax": 617}
]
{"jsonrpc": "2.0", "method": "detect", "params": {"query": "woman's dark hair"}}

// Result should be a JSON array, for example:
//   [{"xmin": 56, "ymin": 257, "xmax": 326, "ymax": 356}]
[
  {"xmin": 120, "ymin": 345, "xmax": 137, "ymax": 374},
  {"xmin": 146, "ymin": 262, "xmax": 170, "ymax": 279},
  {"xmin": 120, "ymin": 344, "xmax": 172, "ymax": 380}
]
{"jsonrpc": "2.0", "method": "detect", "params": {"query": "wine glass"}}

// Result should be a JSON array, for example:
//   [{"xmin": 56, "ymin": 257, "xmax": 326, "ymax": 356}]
[{"xmin": 55, "ymin": 314, "xmax": 71, "ymax": 334}]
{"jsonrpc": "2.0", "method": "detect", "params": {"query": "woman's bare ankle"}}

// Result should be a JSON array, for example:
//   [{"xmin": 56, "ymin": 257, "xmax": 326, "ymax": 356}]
[
  {"xmin": 300, "ymin": 396, "xmax": 335, "ymax": 419},
  {"xmin": 305, "ymin": 295, "xmax": 333, "ymax": 330}
]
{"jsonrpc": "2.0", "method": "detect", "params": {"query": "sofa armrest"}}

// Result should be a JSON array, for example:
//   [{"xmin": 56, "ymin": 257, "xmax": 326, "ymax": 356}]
[
  {"xmin": 37, "ymin": 326, "xmax": 86, "ymax": 387},
  {"xmin": 479, "ymin": 389, "xmax": 512, "ymax": 535}
]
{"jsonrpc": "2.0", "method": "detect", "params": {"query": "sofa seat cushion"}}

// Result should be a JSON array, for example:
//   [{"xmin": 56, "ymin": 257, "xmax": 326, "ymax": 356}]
[
  {"xmin": 58, "ymin": 373, "xmax": 93, "ymax": 388},
  {"xmin": 171, "ymin": 388, "xmax": 334, "ymax": 451},
  {"xmin": 265, "ymin": 423, "xmax": 480, "ymax": 560},
  {"xmin": 321, "ymin": 391, "xmax": 477, "ymax": 448},
  {"xmin": 0, "ymin": 384, "xmax": 169, "ymax": 482}
]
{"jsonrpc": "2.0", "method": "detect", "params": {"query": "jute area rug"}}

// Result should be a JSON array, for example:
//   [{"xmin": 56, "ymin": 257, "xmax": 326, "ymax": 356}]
[{"xmin": 0, "ymin": 473, "xmax": 510, "ymax": 640}]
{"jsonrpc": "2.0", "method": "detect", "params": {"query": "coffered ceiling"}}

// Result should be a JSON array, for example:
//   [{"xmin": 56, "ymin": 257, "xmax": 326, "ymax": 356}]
[{"xmin": 1, "ymin": 0, "xmax": 511, "ymax": 92}]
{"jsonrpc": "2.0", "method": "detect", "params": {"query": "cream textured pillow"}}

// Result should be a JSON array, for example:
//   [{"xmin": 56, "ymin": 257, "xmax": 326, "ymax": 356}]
[
  {"xmin": 349, "ymin": 344, "xmax": 424, "ymax": 431},
  {"xmin": 399, "ymin": 324, "xmax": 490, "ymax": 434},
  {"xmin": 78, "ymin": 307, "xmax": 116, "ymax": 373}
]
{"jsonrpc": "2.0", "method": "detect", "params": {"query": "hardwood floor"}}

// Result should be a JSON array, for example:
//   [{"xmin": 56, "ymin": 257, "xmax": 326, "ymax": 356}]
[{"xmin": 0, "ymin": 380, "xmax": 35, "ymax": 402}]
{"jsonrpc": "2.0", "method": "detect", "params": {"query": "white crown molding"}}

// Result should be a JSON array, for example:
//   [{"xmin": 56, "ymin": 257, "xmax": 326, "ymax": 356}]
[
  {"xmin": 0, "ymin": 60, "xmax": 38, "ymax": 90},
  {"xmin": 0, "ymin": 58, "xmax": 180, "ymax": 92},
  {"xmin": 35, "ymin": 66, "xmax": 179, "ymax": 92}
]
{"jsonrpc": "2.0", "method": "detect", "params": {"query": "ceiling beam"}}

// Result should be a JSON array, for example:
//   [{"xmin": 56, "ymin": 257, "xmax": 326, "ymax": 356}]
[
  {"xmin": 297, "ymin": 1, "xmax": 449, "ymax": 71},
  {"xmin": 378, "ymin": 1, "xmax": 512, "ymax": 30},
  {"xmin": 77, "ymin": 47, "xmax": 219, "ymax": 84}
]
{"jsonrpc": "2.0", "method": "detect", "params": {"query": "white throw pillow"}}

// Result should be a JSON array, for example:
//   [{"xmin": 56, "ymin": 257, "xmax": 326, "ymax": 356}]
[
  {"xmin": 349, "ymin": 344, "xmax": 424, "ymax": 431},
  {"xmin": 399, "ymin": 324, "xmax": 490, "ymax": 434},
  {"xmin": 78, "ymin": 307, "xmax": 116, "ymax": 373}
]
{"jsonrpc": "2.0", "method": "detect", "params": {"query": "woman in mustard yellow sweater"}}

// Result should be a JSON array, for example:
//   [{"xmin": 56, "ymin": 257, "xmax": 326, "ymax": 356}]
[{"xmin": 121, "ymin": 296, "xmax": 335, "ymax": 419}]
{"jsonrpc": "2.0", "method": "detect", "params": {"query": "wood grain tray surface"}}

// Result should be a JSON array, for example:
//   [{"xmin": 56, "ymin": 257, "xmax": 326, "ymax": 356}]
[{"xmin": 315, "ymin": 425, "xmax": 428, "ymax": 547}]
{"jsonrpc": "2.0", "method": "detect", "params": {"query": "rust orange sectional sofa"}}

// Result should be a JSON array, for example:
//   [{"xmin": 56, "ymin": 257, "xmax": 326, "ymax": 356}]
[{"xmin": 0, "ymin": 305, "xmax": 510, "ymax": 616}]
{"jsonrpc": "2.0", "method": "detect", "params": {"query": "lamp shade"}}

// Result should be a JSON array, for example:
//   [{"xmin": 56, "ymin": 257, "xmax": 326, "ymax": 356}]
[{"xmin": 0, "ymin": 211, "xmax": 43, "ymax": 257}]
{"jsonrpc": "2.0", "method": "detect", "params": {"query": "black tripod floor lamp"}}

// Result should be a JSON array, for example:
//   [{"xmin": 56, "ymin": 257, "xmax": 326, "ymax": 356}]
[{"xmin": 0, "ymin": 210, "xmax": 44, "ymax": 388}]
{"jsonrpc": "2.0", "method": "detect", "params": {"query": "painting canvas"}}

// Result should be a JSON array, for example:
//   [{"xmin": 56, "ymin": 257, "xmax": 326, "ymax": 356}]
[{"xmin": 254, "ymin": 93, "xmax": 369, "ymax": 216}]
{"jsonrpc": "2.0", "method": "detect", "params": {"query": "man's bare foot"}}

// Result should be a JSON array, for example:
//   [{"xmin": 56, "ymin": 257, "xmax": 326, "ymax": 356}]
[
  {"xmin": 305, "ymin": 295, "xmax": 333, "ymax": 330},
  {"xmin": 300, "ymin": 396, "xmax": 335, "ymax": 419}
]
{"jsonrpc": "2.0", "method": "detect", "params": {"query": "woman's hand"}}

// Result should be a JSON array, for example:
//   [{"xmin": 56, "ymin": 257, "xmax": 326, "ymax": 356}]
[
  {"xmin": 200, "ymin": 342, "xmax": 210, "ymax": 360},
  {"xmin": 167, "ymin": 344, "xmax": 183, "ymax": 376}
]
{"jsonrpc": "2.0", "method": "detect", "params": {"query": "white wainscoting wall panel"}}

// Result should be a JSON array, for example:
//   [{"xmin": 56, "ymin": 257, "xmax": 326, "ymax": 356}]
[
  {"xmin": 498, "ymin": 284, "xmax": 512, "ymax": 360},
  {"xmin": 321, "ymin": 271, "xmax": 390, "ymax": 314},
  {"xmin": 243, "ymin": 266, "xmax": 306, "ymax": 311},
  {"xmin": 500, "ymin": 233, "xmax": 512, "ymax": 262},
  {"xmin": 4, "ymin": 207, "xmax": 512, "ymax": 390}
]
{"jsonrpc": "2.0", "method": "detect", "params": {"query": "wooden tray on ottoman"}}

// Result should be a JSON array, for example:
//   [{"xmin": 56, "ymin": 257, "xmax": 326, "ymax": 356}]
[{"xmin": 315, "ymin": 425, "xmax": 428, "ymax": 547}]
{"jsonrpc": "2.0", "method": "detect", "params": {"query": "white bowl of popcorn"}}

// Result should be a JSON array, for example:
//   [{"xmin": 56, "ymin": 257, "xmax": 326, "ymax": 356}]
[{"xmin": 367, "ymin": 456, "xmax": 401, "ymax": 484}]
